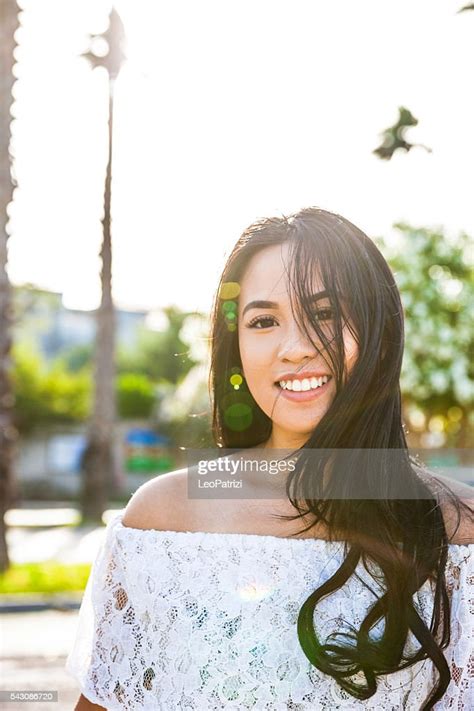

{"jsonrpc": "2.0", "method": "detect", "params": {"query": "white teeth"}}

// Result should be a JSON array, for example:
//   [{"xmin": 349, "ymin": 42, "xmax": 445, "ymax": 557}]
[{"xmin": 278, "ymin": 376, "xmax": 330, "ymax": 391}]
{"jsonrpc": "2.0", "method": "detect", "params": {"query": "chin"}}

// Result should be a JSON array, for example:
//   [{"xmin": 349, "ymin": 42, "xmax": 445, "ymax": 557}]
[
  {"xmin": 277, "ymin": 411, "xmax": 326, "ymax": 431},
  {"xmin": 276, "ymin": 420, "xmax": 322, "ymax": 438}
]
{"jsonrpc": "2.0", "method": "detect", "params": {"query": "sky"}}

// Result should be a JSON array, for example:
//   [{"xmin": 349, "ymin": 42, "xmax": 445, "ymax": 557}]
[{"xmin": 6, "ymin": 0, "xmax": 474, "ymax": 314}]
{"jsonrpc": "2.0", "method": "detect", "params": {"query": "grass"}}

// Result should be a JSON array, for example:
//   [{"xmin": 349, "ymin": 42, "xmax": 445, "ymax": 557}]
[{"xmin": 0, "ymin": 562, "xmax": 91, "ymax": 594}]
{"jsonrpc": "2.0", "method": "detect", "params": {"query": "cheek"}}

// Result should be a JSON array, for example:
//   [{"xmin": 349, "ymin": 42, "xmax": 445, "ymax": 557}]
[
  {"xmin": 344, "ymin": 332, "xmax": 359, "ymax": 371},
  {"xmin": 238, "ymin": 331, "xmax": 275, "ymax": 373}
]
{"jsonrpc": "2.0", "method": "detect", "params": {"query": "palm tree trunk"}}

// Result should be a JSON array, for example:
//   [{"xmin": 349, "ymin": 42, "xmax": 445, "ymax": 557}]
[
  {"xmin": 0, "ymin": 0, "xmax": 19, "ymax": 571},
  {"xmin": 80, "ymin": 89, "xmax": 117, "ymax": 523},
  {"xmin": 80, "ymin": 9, "xmax": 125, "ymax": 523}
]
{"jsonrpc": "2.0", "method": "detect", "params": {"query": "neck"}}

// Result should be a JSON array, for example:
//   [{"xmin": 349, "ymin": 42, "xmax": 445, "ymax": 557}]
[{"xmin": 263, "ymin": 428, "xmax": 309, "ymax": 452}]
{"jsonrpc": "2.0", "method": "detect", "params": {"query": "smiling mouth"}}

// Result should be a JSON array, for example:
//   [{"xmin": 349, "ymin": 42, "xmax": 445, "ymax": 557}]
[{"xmin": 274, "ymin": 375, "xmax": 332, "ymax": 392}]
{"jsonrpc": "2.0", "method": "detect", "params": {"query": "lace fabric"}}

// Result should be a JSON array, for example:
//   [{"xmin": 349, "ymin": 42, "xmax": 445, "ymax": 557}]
[{"xmin": 66, "ymin": 512, "xmax": 473, "ymax": 710}]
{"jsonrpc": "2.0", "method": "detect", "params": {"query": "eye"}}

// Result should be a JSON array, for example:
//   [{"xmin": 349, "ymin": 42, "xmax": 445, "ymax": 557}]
[
  {"xmin": 314, "ymin": 308, "xmax": 333, "ymax": 321},
  {"xmin": 246, "ymin": 315, "xmax": 278, "ymax": 329}
]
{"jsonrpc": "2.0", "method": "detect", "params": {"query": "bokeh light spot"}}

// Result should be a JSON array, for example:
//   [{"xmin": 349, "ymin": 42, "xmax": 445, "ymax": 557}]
[
  {"xmin": 428, "ymin": 415, "xmax": 445, "ymax": 433},
  {"xmin": 446, "ymin": 421, "xmax": 461, "ymax": 435},
  {"xmin": 222, "ymin": 300, "xmax": 237, "ymax": 312},
  {"xmin": 220, "ymin": 282, "xmax": 241, "ymax": 299},
  {"xmin": 408, "ymin": 408, "xmax": 426, "ymax": 430},
  {"xmin": 238, "ymin": 582, "xmax": 274, "ymax": 601},
  {"xmin": 428, "ymin": 265, "xmax": 444, "ymax": 280},
  {"xmin": 224, "ymin": 403, "xmax": 253, "ymax": 431},
  {"xmin": 447, "ymin": 406, "xmax": 462, "ymax": 422}
]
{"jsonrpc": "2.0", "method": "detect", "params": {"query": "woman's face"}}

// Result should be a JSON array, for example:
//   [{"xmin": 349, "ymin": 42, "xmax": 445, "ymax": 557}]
[{"xmin": 237, "ymin": 242, "xmax": 358, "ymax": 450}]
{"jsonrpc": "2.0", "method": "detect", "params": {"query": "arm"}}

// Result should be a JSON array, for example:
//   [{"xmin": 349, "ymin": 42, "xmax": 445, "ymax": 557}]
[{"xmin": 74, "ymin": 694, "xmax": 106, "ymax": 710}]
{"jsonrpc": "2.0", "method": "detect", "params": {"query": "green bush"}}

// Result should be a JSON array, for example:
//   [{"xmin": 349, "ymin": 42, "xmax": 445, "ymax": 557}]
[
  {"xmin": 0, "ymin": 562, "xmax": 91, "ymax": 594},
  {"xmin": 117, "ymin": 372, "xmax": 155, "ymax": 418},
  {"xmin": 116, "ymin": 306, "xmax": 200, "ymax": 383},
  {"xmin": 11, "ymin": 345, "xmax": 159, "ymax": 430},
  {"xmin": 12, "ymin": 344, "xmax": 91, "ymax": 433}
]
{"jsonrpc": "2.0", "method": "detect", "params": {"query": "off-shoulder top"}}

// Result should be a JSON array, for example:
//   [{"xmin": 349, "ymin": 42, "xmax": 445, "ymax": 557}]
[{"xmin": 66, "ymin": 512, "xmax": 473, "ymax": 710}]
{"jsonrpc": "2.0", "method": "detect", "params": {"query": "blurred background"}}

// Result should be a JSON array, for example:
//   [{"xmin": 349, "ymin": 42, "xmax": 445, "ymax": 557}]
[{"xmin": 0, "ymin": 0, "xmax": 473, "ymax": 708}]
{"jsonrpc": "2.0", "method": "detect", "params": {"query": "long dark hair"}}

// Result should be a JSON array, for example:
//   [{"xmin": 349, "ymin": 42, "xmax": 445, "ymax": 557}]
[{"xmin": 208, "ymin": 207, "xmax": 472, "ymax": 708}]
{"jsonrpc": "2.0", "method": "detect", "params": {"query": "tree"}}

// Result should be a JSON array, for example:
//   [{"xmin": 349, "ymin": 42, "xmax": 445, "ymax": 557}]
[
  {"xmin": 10, "ymin": 342, "xmax": 159, "ymax": 431},
  {"xmin": 80, "ymin": 7, "xmax": 126, "ymax": 522},
  {"xmin": 374, "ymin": 7, "xmax": 471, "ymax": 160},
  {"xmin": 376, "ymin": 225, "xmax": 473, "ymax": 455},
  {"xmin": 0, "ymin": 0, "xmax": 19, "ymax": 571},
  {"xmin": 117, "ymin": 306, "xmax": 200, "ymax": 383},
  {"xmin": 11, "ymin": 344, "xmax": 91, "ymax": 433},
  {"xmin": 373, "ymin": 107, "xmax": 431, "ymax": 161},
  {"xmin": 116, "ymin": 373, "xmax": 155, "ymax": 419}
]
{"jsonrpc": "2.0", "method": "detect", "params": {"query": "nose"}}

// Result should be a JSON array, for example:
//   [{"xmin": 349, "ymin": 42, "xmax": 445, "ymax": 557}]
[{"xmin": 276, "ymin": 322, "xmax": 320, "ymax": 364}]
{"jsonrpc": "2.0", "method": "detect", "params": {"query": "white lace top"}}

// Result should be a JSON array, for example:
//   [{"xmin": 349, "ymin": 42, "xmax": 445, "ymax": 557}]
[{"xmin": 66, "ymin": 512, "xmax": 473, "ymax": 710}]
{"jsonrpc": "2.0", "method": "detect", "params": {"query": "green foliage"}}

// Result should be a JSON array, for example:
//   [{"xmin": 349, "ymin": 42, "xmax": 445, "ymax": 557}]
[
  {"xmin": 160, "ymin": 409, "xmax": 214, "ymax": 448},
  {"xmin": 11, "ymin": 306, "xmax": 207, "ymax": 433},
  {"xmin": 157, "ymin": 365, "xmax": 214, "ymax": 447},
  {"xmin": 0, "ymin": 561, "xmax": 91, "ymax": 594},
  {"xmin": 62, "ymin": 344, "xmax": 93, "ymax": 372},
  {"xmin": 117, "ymin": 306, "xmax": 199, "ymax": 384},
  {"xmin": 374, "ymin": 11, "xmax": 471, "ymax": 162},
  {"xmin": 11, "ymin": 344, "xmax": 159, "ymax": 429},
  {"xmin": 376, "ymin": 224, "xmax": 473, "ymax": 445},
  {"xmin": 117, "ymin": 373, "xmax": 155, "ymax": 419},
  {"xmin": 373, "ymin": 107, "xmax": 431, "ymax": 161},
  {"xmin": 12, "ymin": 344, "xmax": 91, "ymax": 433}
]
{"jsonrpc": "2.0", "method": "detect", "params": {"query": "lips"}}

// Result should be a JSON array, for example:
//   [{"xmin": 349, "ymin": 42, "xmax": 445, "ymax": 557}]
[
  {"xmin": 274, "ymin": 370, "xmax": 331, "ymax": 382},
  {"xmin": 277, "ymin": 375, "xmax": 330, "ymax": 391},
  {"xmin": 275, "ymin": 375, "xmax": 332, "ymax": 402}
]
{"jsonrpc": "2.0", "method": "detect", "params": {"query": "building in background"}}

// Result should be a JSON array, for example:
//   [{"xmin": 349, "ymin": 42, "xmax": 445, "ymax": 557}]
[{"xmin": 13, "ymin": 285, "xmax": 148, "ymax": 358}]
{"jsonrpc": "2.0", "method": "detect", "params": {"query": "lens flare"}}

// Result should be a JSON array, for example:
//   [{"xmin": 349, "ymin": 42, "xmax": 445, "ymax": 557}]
[
  {"xmin": 224, "ymin": 403, "xmax": 253, "ymax": 431},
  {"xmin": 220, "ymin": 282, "xmax": 240, "ymax": 300},
  {"xmin": 222, "ymin": 300, "xmax": 237, "ymax": 312}
]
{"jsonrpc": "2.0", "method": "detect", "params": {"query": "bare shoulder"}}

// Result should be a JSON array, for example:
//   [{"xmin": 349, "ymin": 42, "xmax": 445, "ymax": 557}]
[
  {"xmin": 413, "ymin": 464, "xmax": 474, "ymax": 544},
  {"xmin": 442, "ymin": 495, "xmax": 474, "ymax": 545},
  {"xmin": 122, "ymin": 468, "xmax": 191, "ymax": 531}
]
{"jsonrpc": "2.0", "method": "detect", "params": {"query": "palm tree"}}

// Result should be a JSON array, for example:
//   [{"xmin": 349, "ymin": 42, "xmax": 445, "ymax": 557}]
[
  {"xmin": 0, "ymin": 0, "xmax": 19, "ymax": 571},
  {"xmin": 80, "ymin": 8, "xmax": 125, "ymax": 522}
]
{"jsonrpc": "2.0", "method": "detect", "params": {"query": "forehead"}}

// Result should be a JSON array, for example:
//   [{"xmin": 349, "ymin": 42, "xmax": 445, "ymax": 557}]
[{"xmin": 238, "ymin": 242, "xmax": 323, "ymax": 303}]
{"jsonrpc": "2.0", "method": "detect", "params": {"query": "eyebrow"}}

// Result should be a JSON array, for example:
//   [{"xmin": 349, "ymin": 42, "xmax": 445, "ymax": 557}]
[{"xmin": 242, "ymin": 290, "xmax": 329, "ymax": 317}]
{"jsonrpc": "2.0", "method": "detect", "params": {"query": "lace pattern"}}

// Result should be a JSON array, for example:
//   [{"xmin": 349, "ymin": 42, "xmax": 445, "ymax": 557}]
[{"xmin": 66, "ymin": 513, "xmax": 473, "ymax": 710}]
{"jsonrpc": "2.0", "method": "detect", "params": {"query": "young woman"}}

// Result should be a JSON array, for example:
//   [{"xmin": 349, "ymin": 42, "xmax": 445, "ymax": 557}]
[{"xmin": 69, "ymin": 207, "xmax": 473, "ymax": 710}]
